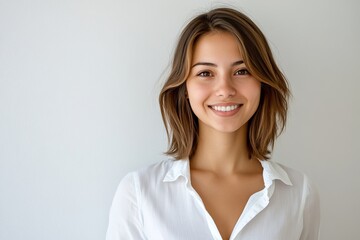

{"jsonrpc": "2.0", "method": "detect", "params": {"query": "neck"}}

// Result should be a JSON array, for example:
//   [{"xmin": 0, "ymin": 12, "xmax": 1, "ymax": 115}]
[{"xmin": 190, "ymin": 123, "xmax": 258, "ymax": 175}]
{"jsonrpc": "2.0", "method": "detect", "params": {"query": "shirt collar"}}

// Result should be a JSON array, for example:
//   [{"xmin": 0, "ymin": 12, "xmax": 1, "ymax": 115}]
[
  {"xmin": 260, "ymin": 160, "xmax": 293, "ymax": 187},
  {"xmin": 163, "ymin": 158, "xmax": 293, "ymax": 187},
  {"xmin": 163, "ymin": 159, "xmax": 190, "ymax": 182}
]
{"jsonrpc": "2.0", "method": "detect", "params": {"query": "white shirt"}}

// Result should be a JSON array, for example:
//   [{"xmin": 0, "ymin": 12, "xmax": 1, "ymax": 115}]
[{"xmin": 106, "ymin": 159, "xmax": 320, "ymax": 240}]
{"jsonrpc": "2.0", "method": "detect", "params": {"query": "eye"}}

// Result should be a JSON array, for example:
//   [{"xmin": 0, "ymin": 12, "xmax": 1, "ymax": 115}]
[
  {"xmin": 235, "ymin": 69, "xmax": 250, "ymax": 76},
  {"xmin": 197, "ymin": 71, "xmax": 212, "ymax": 77}
]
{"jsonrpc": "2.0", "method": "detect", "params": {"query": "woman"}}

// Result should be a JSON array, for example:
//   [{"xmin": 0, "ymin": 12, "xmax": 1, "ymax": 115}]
[{"xmin": 106, "ymin": 7, "xmax": 320, "ymax": 240}]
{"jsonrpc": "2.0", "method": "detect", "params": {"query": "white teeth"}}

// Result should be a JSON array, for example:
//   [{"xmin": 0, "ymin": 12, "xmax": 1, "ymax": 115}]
[{"xmin": 212, "ymin": 105, "xmax": 240, "ymax": 112}]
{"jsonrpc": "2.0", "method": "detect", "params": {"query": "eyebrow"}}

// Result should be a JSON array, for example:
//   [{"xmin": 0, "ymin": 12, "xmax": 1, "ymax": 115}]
[{"xmin": 191, "ymin": 60, "xmax": 244, "ymax": 68}]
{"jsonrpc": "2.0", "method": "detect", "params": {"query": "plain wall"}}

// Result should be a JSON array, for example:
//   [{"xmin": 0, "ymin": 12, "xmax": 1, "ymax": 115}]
[{"xmin": 0, "ymin": 0, "xmax": 359, "ymax": 239}]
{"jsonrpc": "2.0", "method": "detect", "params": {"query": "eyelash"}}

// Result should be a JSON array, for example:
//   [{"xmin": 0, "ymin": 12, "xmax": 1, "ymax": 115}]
[
  {"xmin": 235, "ymin": 69, "xmax": 250, "ymax": 75},
  {"xmin": 196, "ymin": 69, "xmax": 250, "ymax": 77},
  {"xmin": 197, "ymin": 71, "xmax": 212, "ymax": 77}
]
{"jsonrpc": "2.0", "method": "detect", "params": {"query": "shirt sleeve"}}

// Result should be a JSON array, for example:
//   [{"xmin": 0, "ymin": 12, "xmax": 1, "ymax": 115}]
[
  {"xmin": 106, "ymin": 172, "xmax": 146, "ymax": 240},
  {"xmin": 300, "ymin": 175, "xmax": 321, "ymax": 240}
]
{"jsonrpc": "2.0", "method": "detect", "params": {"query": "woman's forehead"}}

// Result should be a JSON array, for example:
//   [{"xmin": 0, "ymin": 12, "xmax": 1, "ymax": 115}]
[{"xmin": 191, "ymin": 31, "xmax": 244, "ymax": 65}]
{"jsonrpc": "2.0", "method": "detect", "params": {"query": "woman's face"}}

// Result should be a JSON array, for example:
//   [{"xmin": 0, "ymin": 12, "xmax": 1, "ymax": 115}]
[{"xmin": 186, "ymin": 31, "xmax": 261, "ymax": 134}]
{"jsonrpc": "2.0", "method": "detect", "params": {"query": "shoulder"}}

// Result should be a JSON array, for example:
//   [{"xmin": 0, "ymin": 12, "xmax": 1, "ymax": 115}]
[
  {"xmin": 107, "ymin": 161, "xmax": 176, "ymax": 239},
  {"xmin": 279, "ymin": 162, "xmax": 317, "ymax": 188},
  {"xmin": 119, "ymin": 158, "xmax": 176, "ymax": 187},
  {"xmin": 134, "ymin": 158, "xmax": 175, "ymax": 179},
  {"xmin": 277, "ymin": 162, "xmax": 306, "ymax": 184},
  {"xmin": 112, "ymin": 159, "xmax": 176, "ymax": 202},
  {"xmin": 269, "ymin": 161, "xmax": 319, "ymax": 199},
  {"xmin": 270, "ymin": 162, "xmax": 321, "ymax": 237}
]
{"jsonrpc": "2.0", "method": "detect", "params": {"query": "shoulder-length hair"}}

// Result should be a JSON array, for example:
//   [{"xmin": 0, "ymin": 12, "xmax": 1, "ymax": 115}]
[{"xmin": 159, "ymin": 7, "xmax": 290, "ymax": 160}]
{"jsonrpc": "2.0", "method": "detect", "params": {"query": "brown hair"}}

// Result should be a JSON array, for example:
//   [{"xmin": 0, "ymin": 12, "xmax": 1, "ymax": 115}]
[{"xmin": 159, "ymin": 7, "xmax": 290, "ymax": 160}]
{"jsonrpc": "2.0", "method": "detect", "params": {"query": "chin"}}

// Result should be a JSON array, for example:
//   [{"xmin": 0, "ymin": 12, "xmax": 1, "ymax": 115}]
[{"xmin": 211, "ymin": 125, "xmax": 243, "ymax": 134}]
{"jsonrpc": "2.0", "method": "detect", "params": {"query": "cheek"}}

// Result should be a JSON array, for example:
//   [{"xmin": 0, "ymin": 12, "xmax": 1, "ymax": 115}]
[
  {"xmin": 186, "ymin": 85, "xmax": 211, "ymax": 119},
  {"xmin": 243, "ymin": 80, "xmax": 261, "ymax": 109},
  {"xmin": 186, "ymin": 82, "xmax": 209, "ymax": 105},
  {"xmin": 187, "ymin": 93, "xmax": 203, "ymax": 113}
]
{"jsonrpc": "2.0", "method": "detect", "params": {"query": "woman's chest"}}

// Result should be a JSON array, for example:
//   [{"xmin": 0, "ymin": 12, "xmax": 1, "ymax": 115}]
[
  {"xmin": 190, "ymin": 172, "xmax": 265, "ymax": 239},
  {"xmin": 140, "ymin": 177, "xmax": 302, "ymax": 240}
]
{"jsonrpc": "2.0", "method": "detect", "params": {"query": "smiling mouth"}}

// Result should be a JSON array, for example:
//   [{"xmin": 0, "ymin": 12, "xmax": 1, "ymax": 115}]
[{"xmin": 210, "ymin": 104, "xmax": 242, "ymax": 112}]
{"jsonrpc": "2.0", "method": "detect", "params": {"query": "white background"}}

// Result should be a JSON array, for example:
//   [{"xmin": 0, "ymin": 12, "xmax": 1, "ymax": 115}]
[{"xmin": 0, "ymin": 0, "xmax": 359, "ymax": 239}]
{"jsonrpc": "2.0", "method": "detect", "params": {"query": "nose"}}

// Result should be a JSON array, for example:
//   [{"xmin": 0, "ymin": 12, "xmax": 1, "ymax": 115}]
[{"xmin": 215, "ymin": 74, "xmax": 236, "ymax": 98}]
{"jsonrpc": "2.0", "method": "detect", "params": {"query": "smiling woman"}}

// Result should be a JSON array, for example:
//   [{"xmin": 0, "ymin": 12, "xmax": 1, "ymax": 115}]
[
  {"xmin": 106, "ymin": 7, "xmax": 320, "ymax": 240},
  {"xmin": 186, "ymin": 31, "xmax": 261, "ymax": 134}
]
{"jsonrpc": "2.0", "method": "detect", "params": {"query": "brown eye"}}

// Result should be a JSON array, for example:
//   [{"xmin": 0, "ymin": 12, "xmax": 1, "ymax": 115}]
[
  {"xmin": 235, "ymin": 69, "xmax": 250, "ymax": 75},
  {"xmin": 197, "ymin": 71, "xmax": 212, "ymax": 77}
]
